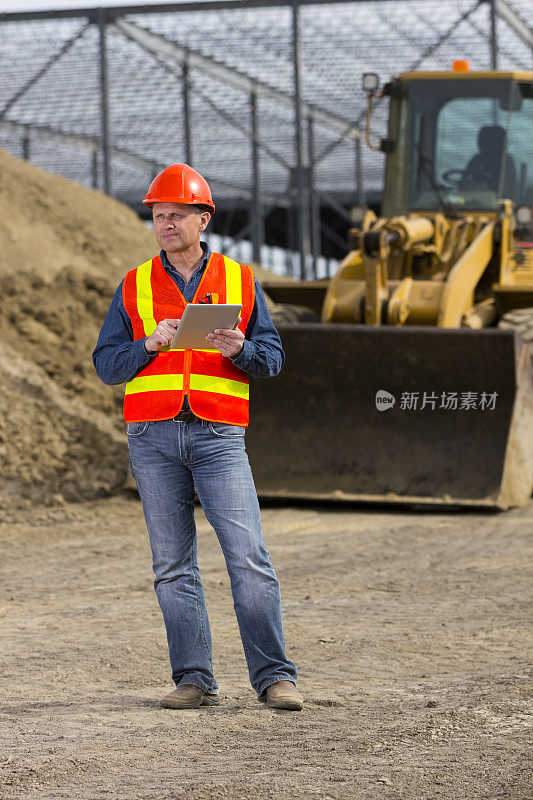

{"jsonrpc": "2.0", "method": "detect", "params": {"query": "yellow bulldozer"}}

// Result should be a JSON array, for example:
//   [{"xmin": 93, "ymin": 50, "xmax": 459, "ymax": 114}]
[{"xmin": 248, "ymin": 65, "xmax": 533, "ymax": 509}]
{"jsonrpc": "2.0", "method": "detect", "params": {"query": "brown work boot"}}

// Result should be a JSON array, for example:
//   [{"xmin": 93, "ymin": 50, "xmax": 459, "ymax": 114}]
[
  {"xmin": 265, "ymin": 681, "xmax": 303, "ymax": 710},
  {"xmin": 160, "ymin": 684, "xmax": 220, "ymax": 710}
]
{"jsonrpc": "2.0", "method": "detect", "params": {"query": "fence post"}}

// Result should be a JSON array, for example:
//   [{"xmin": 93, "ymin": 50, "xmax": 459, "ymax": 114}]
[
  {"xmin": 99, "ymin": 7, "xmax": 112, "ymax": 195},
  {"xmin": 182, "ymin": 60, "xmax": 192, "ymax": 165},
  {"xmin": 291, "ymin": 0, "xmax": 310, "ymax": 280},
  {"xmin": 250, "ymin": 90, "xmax": 264, "ymax": 263}
]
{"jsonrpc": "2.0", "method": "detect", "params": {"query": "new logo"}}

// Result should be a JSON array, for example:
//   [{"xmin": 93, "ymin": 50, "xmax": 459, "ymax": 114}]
[{"xmin": 375, "ymin": 390, "xmax": 396, "ymax": 411}]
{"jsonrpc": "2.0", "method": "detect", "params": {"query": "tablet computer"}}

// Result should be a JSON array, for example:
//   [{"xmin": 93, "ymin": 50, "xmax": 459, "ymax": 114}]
[{"xmin": 170, "ymin": 304, "xmax": 242, "ymax": 350}]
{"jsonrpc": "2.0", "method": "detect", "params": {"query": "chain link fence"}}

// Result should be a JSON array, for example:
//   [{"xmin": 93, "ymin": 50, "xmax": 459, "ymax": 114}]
[{"xmin": 1, "ymin": 0, "xmax": 531, "ymax": 276}]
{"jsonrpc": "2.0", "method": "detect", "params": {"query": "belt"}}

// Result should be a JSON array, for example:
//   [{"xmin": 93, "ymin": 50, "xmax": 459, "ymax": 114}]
[{"xmin": 172, "ymin": 410, "xmax": 203, "ymax": 423}]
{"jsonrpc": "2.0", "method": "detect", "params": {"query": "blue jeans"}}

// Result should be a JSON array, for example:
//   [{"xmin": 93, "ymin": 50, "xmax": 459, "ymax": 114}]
[{"xmin": 127, "ymin": 418, "xmax": 297, "ymax": 697}]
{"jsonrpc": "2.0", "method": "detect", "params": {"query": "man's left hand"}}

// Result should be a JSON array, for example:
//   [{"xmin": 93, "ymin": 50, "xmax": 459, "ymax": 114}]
[{"xmin": 206, "ymin": 318, "xmax": 244, "ymax": 358}]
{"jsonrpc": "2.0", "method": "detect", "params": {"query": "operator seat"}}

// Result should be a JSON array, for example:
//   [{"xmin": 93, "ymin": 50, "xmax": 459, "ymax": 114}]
[{"xmin": 460, "ymin": 125, "xmax": 517, "ymax": 199}]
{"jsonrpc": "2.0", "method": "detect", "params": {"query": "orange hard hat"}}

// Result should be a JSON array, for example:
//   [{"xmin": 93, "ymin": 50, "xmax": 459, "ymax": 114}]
[{"xmin": 143, "ymin": 163, "xmax": 215, "ymax": 213}]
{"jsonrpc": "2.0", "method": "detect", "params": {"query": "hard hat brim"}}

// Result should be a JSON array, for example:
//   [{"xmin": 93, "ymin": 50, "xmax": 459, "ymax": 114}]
[{"xmin": 142, "ymin": 197, "xmax": 215, "ymax": 213}]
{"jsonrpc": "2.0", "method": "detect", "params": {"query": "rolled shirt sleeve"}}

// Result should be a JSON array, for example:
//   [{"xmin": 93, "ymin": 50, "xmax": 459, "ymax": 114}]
[
  {"xmin": 92, "ymin": 282, "xmax": 156, "ymax": 385},
  {"xmin": 229, "ymin": 278, "xmax": 284, "ymax": 377}
]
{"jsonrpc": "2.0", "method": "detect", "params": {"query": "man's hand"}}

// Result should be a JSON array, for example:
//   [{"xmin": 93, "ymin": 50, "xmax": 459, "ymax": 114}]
[
  {"xmin": 206, "ymin": 318, "xmax": 244, "ymax": 358},
  {"xmin": 144, "ymin": 318, "xmax": 181, "ymax": 353}
]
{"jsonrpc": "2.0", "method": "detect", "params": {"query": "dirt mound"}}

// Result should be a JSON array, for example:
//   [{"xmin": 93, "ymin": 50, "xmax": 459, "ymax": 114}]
[
  {"xmin": 0, "ymin": 148, "xmax": 156, "ymax": 284},
  {"xmin": 0, "ymin": 149, "xmax": 284, "ymax": 512},
  {"xmin": 0, "ymin": 341, "xmax": 127, "ymax": 509}
]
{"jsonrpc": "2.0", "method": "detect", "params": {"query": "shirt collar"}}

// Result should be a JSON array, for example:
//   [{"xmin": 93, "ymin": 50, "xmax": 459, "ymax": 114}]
[{"xmin": 160, "ymin": 240, "xmax": 211, "ymax": 277}]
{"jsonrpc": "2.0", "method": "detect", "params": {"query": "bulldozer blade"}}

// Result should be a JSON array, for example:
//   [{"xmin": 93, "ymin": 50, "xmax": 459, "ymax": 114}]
[{"xmin": 247, "ymin": 325, "xmax": 533, "ymax": 508}]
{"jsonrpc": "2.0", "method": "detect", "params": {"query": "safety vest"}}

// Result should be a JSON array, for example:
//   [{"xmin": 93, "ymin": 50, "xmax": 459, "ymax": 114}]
[{"xmin": 121, "ymin": 252, "xmax": 255, "ymax": 426}]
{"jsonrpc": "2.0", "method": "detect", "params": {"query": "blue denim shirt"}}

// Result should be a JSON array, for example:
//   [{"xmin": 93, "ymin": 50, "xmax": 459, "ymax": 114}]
[{"xmin": 92, "ymin": 242, "xmax": 284, "ymax": 392}]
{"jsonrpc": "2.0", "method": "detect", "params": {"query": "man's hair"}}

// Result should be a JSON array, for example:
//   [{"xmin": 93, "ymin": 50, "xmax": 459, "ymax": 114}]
[{"xmin": 193, "ymin": 204, "xmax": 213, "ymax": 215}]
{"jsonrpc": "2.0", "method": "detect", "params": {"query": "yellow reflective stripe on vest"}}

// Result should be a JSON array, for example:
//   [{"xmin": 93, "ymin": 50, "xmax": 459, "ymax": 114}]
[
  {"xmin": 223, "ymin": 256, "xmax": 242, "ymax": 305},
  {"xmin": 136, "ymin": 259, "xmax": 157, "ymax": 337},
  {"xmin": 125, "ymin": 373, "xmax": 246, "ymax": 398},
  {"xmin": 190, "ymin": 373, "xmax": 248, "ymax": 399},
  {"xmin": 125, "ymin": 373, "xmax": 184, "ymax": 395}
]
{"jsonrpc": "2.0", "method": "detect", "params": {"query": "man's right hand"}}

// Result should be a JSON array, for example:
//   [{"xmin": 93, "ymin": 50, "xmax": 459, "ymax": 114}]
[{"xmin": 144, "ymin": 318, "xmax": 181, "ymax": 353}]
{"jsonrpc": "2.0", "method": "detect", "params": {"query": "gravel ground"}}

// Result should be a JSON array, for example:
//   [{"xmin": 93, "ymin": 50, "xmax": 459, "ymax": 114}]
[{"xmin": 0, "ymin": 495, "xmax": 531, "ymax": 800}]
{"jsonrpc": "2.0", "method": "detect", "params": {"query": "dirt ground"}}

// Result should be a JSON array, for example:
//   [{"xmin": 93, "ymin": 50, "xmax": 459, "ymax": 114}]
[{"xmin": 0, "ymin": 494, "xmax": 531, "ymax": 800}]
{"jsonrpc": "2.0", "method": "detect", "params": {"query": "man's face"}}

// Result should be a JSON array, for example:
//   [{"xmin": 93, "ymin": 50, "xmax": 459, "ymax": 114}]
[{"xmin": 152, "ymin": 202, "xmax": 210, "ymax": 254}]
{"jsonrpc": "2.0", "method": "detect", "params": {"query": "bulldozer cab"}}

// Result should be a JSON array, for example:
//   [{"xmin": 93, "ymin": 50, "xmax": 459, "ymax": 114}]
[{"xmin": 383, "ymin": 71, "xmax": 533, "ymax": 231}]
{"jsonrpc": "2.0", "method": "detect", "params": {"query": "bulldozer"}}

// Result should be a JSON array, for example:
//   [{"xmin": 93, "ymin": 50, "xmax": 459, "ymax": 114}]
[{"xmin": 248, "ymin": 65, "xmax": 533, "ymax": 508}]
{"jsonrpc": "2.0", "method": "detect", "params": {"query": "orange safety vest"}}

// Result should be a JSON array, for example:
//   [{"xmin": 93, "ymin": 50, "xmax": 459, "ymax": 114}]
[{"xmin": 121, "ymin": 252, "xmax": 255, "ymax": 426}]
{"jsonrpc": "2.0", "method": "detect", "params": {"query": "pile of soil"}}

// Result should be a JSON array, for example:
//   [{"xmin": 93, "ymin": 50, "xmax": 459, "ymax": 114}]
[{"xmin": 0, "ymin": 149, "xmax": 286, "ymax": 511}]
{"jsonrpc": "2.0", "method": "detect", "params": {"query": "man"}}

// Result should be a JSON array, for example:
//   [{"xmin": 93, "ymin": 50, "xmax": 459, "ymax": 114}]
[
  {"xmin": 459, "ymin": 125, "xmax": 516, "ymax": 198},
  {"xmin": 93, "ymin": 163, "xmax": 302, "ymax": 711}
]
